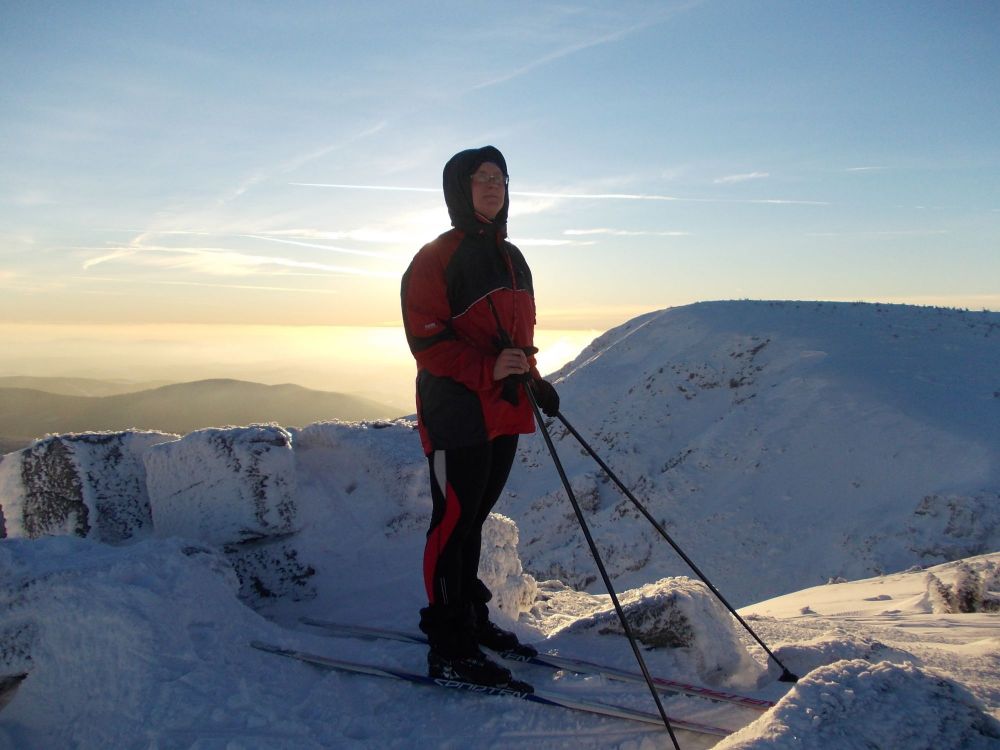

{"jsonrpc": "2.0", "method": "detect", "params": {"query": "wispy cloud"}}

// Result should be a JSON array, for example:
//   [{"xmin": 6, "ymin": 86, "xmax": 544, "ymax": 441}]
[
  {"xmin": 291, "ymin": 182, "xmax": 828, "ymax": 206},
  {"xmin": 279, "ymin": 121, "xmax": 390, "ymax": 175},
  {"xmin": 241, "ymin": 235, "xmax": 393, "ymax": 258},
  {"xmin": 714, "ymin": 171, "xmax": 770, "ymax": 185},
  {"xmin": 516, "ymin": 189, "xmax": 825, "ymax": 206},
  {"xmin": 515, "ymin": 238, "xmax": 595, "ymax": 248},
  {"xmin": 463, "ymin": 3, "xmax": 703, "ymax": 94},
  {"xmin": 76, "ymin": 275, "xmax": 346, "ymax": 294},
  {"xmin": 804, "ymin": 229, "xmax": 949, "ymax": 237},
  {"xmin": 846, "ymin": 166, "xmax": 888, "ymax": 172},
  {"xmin": 81, "ymin": 244, "xmax": 395, "ymax": 277},
  {"xmin": 564, "ymin": 228, "xmax": 691, "ymax": 237},
  {"xmin": 290, "ymin": 182, "xmax": 437, "ymax": 194}
]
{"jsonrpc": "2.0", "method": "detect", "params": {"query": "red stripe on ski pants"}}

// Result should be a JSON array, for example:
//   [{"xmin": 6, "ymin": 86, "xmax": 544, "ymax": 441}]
[{"xmin": 423, "ymin": 435, "xmax": 519, "ymax": 605}]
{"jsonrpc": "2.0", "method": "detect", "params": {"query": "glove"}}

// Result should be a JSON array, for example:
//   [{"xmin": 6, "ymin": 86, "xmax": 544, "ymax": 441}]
[
  {"xmin": 500, "ymin": 376, "xmax": 520, "ymax": 406},
  {"xmin": 531, "ymin": 378, "xmax": 560, "ymax": 417}
]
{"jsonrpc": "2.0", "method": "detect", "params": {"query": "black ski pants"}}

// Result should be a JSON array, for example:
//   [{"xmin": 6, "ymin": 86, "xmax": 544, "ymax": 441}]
[{"xmin": 422, "ymin": 434, "xmax": 519, "ymax": 609}]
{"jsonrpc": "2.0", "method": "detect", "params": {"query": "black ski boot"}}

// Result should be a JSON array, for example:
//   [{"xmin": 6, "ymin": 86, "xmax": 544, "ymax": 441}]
[
  {"xmin": 475, "ymin": 619, "xmax": 538, "ymax": 658},
  {"xmin": 472, "ymin": 598, "xmax": 538, "ymax": 658},
  {"xmin": 420, "ymin": 602, "xmax": 533, "ymax": 693},
  {"xmin": 427, "ymin": 648, "xmax": 533, "ymax": 693}
]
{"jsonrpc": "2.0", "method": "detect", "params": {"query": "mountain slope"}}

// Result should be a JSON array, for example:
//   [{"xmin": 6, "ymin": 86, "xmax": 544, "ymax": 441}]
[
  {"xmin": 506, "ymin": 301, "xmax": 999, "ymax": 605},
  {"xmin": 0, "ymin": 376, "xmax": 170, "ymax": 397},
  {"xmin": 0, "ymin": 379, "xmax": 402, "ymax": 439}
]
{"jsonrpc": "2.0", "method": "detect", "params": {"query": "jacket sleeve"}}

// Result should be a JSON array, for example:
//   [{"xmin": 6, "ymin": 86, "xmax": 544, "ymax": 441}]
[{"xmin": 401, "ymin": 243, "xmax": 497, "ymax": 393}]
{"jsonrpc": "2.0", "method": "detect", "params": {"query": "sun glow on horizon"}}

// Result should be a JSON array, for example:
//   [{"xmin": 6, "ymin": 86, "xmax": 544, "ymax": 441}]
[{"xmin": 0, "ymin": 323, "xmax": 601, "ymax": 411}]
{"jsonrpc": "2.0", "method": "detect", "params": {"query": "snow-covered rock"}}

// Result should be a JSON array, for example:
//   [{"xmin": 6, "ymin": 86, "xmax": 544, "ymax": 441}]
[
  {"xmin": 479, "ymin": 513, "xmax": 537, "ymax": 617},
  {"xmin": 144, "ymin": 424, "xmax": 297, "ymax": 545},
  {"xmin": 0, "ymin": 431, "xmax": 176, "ymax": 542},
  {"xmin": 554, "ymin": 576, "xmax": 760, "ymax": 684},
  {"xmin": 142, "ymin": 424, "xmax": 316, "ymax": 604}
]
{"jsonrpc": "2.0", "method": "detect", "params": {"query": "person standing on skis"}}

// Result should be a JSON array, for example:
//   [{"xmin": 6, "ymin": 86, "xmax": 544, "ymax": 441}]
[{"xmin": 400, "ymin": 145, "xmax": 559, "ymax": 689}]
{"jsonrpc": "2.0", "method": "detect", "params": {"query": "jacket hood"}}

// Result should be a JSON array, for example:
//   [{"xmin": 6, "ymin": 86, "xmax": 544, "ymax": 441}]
[{"xmin": 442, "ymin": 145, "xmax": 509, "ymax": 233}]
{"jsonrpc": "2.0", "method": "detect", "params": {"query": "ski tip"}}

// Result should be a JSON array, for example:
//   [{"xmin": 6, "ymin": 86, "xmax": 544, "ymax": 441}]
[{"xmin": 779, "ymin": 669, "xmax": 799, "ymax": 683}]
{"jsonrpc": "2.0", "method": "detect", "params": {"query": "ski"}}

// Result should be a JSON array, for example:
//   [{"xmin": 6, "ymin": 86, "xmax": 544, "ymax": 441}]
[
  {"xmin": 300, "ymin": 617, "xmax": 776, "ymax": 711},
  {"xmin": 250, "ymin": 640, "xmax": 730, "ymax": 737}
]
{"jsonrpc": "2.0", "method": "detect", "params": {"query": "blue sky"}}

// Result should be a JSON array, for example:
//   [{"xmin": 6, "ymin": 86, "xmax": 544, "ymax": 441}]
[{"xmin": 1, "ymin": 1, "xmax": 998, "ymax": 398}]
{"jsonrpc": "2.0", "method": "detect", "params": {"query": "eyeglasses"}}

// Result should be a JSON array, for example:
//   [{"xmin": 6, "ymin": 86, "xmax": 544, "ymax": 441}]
[{"xmin": 470, "ymin": 172, "xmax": 509, "ymax": 187}]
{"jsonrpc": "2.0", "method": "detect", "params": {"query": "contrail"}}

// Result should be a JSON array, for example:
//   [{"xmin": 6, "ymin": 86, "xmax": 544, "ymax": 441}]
[
  {"xmin": 291, "ymin": 182, "xmax": 829, "ymax": 206},
  {"xmin": 290, "ymin": 183, "xmax": 437, "ymax": 193}
]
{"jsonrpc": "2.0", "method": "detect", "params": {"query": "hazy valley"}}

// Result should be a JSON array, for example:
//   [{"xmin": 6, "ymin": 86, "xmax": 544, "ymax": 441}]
[{"xmin": 0, "ymin": 377, "xmax": 402, "ymax": 451}]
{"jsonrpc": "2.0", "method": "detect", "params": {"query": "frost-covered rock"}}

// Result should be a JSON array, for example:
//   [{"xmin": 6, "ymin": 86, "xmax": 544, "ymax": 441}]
[
  {"xmin": 907, "ymin": 492, "xmax": 1000, "ymax": 563},
  {"xmin": 557, "ymin": 576, "xmax": 759, "ymax": 682},
  {"xmin": 145, "ymin": 425, "xmax": 297, "ymax": 545},
  {"xmin": 225, "ymin": 534, "xmax": 316, "ymax": 603},
  {"xmin": 926, "ymin": 571, "xmax": 957, "ymax": 613},
  {"xmin": 925, "ymin": 562, "xmax": 999, "ymax": 614},
  {"xmin": 479, "ymin": 513, "xmax": 537, "ymax": 617},
  {"xmin": 142, "ymin": 425, "xmax": 314, "ymax": 604},
  {"xmin": 715, "ymin": 659, "xmax": 1000, "ymax": 750},
  {"xmin": 0, "ymin": 431, "xmax": 176, "ymax": 543}
]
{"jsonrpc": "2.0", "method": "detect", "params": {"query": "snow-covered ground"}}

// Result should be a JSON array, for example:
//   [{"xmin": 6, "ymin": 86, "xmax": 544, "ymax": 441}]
[
  {"xmin": 1, "ymin": 301, "xmax": 998, "ymax": 749},
  {"xmin": 507, "ymin": 301, "xmax": 1000, "ymax": 605}
]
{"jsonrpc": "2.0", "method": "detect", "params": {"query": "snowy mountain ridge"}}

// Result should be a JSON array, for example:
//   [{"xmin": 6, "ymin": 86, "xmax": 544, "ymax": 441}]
[{"xmin": 507, "ymin": 300, "xmax": 1000, "ymax": 604}]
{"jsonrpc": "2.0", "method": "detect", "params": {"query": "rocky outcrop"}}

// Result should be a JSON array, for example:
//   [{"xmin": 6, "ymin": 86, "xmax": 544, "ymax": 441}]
[{"xmin": 0, "ymin": 431, "xmax": 176, "ymax": 543}]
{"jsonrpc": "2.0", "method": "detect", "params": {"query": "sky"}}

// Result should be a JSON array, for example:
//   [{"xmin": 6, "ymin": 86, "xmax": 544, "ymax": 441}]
[{"xmin": 1, "ymin": 1, "xmax": 998, "ymax": 407}]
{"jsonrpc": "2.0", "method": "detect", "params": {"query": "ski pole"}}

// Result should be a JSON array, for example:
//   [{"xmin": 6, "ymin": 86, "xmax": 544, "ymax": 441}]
[
  {"xmin": 483, "ymin": 299, "xmax": 683, "ymax": 743},
  {"xmin": 552, "ymin": 409, "xmax": 799, "ymax": 684},
  {"xmin": 525, "ymin": 384, "xmax": 683, "ymax": 749}
]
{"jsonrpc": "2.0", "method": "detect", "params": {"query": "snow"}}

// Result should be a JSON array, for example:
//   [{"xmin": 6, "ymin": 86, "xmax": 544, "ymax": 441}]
[
  {"xmin": 144, "ymin": 424, "xmax": 298, "ymax": 545},
  {"xmin": 0, "ymin": 300, "xmax": 998, "ymax": 749},
  {"xmin": 507, "ymin": 300, "xmax": 1000, "ymax": 604}
]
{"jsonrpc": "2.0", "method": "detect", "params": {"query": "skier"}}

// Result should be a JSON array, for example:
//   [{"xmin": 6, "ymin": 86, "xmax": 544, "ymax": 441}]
[{"xmin": 401, "ymin": 146, "xmax": 559, "ymax": 688}]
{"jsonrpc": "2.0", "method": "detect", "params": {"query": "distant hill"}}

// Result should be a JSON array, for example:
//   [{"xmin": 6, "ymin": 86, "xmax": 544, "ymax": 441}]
[
  {"xmin": 0, "ymin": 378, "xmax": 402, "ymax": 444},
  {"xmin": 0, "ymin": 376, "xmax": 171, "ymax": 397}
]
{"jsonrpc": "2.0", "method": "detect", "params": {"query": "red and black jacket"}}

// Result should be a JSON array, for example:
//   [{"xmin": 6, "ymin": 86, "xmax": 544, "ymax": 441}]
[{"xmin": 401, "ymin": 146, "xmax": 538, "ymax": 455}]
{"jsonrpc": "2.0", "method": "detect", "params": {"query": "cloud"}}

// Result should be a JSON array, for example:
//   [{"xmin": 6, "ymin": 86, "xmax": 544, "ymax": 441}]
[
  {"xmin": 82, "ymin": 243, "xmax": 396, "ymax": 278},
  {"xmin": 517, "ymin": 189, "xmax": 824, "ymax": 206},
  {"xmin": 279, "ymin": 121, "xmax": 390, "ymax": 174},
  {"xmin": 290, "ymin": 182, "xmax": 437, "ymax": 194},
  {"xmin": 564, "ymin": 228, "xmax": 691, "ymax": 237},
  {"xmin": 241, "ymin": 235, "xmax": 394, "ymax": 258},
  {"xmin": 82, "ymin": 247, "xmax": 142, "ymax": 270},
  {"xmin": 463, "ymin": 3, "xmax": 702, "ymax": 94},
  {"xmin": 254, "ymin": 228, "xmax": 408, "ymax": 244},
  {"xmin": 76, "ymin": 275, "xmax": 347, "ymax": 295},
  {"xmin": 804, "ymin": 229, "xmax": 949, "ymax": 237},
  {"xmin": 713, "ymin": 171, "xmax": 770, "ymax": 185},
  {"xmin": 515, "ymin": 238, "xmax": 595, "ymax": 248},
  {"xmin": 291, "ymin": 182, "xmax": 829, "ymax": 206}
]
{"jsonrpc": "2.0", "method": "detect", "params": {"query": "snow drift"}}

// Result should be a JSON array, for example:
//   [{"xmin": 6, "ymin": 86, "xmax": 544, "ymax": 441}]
[{"xmin": 716, "ymin": 659, "xmax": 1000, "ymax": 750}]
